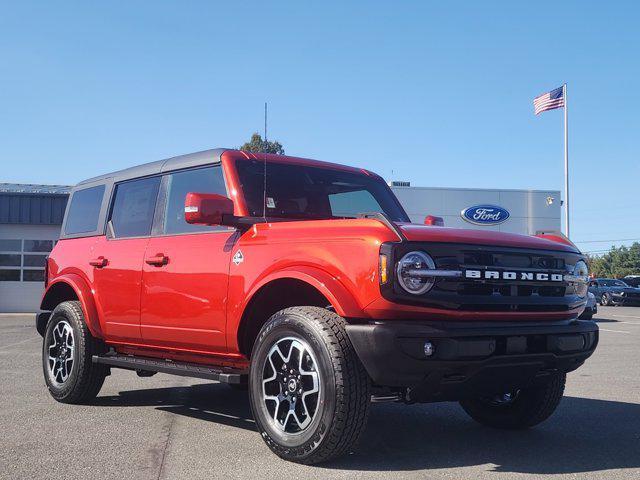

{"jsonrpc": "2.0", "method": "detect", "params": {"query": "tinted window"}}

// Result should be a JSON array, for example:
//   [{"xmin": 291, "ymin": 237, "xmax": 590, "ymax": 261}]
[
  {"xmin": 65, "ymin": 185, "xmax": 105, "ymax": 235},
  {"xmin": 329, "ymin": 190, "xmax": 383, "ymax": 218},
  {"xmin": 0, "ymin": 270, "xmax": 20, "ymax": 281},
  {"xmin": 110, "ymin": 177, "xmax": 160, "ymax": 238},
  {"xmin": 0, "ymin": 239, "xmax": 21, "ymax": 251},
  {"xmin": 163, "ymin": 166, "xmax": 227, "ymax": 235},
  {"xmin": 235, "ymin": 160, "xmax": 409, "ymax": 222},
  {"xmin": 23, "ymin": 270, "xmax": 45, "ymax": 282},
  {"xmin": 24, "ymin": 240, "xmax": 53, "ymax": 252}
]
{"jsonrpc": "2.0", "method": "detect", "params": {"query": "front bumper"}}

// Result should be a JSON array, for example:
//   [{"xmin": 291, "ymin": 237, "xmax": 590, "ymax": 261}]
[{"xmin": 345, "ymin": 319, "xmax": 598, "ymax": 403}]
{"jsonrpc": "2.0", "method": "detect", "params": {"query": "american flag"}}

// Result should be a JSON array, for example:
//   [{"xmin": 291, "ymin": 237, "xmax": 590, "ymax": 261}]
[{"xmin": 533, "ymin": 86, "xmax": 565, "ymax": 115}]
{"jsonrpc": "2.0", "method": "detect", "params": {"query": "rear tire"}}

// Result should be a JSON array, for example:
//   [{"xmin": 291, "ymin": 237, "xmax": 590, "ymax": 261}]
[
  {"xmin": 600, "ymin": 293, "xmax": 611, "ymax": 306},
  {"xmin": 42, "ymin": 301, "xmax": 108, "ymax": 404},
  {"xmin": 460, "ymin": 373, "xmax": 566, "ymax": 429},
  {"xmin": 249, "ymin": 306, "xmax": 371, "ymax": 464}
]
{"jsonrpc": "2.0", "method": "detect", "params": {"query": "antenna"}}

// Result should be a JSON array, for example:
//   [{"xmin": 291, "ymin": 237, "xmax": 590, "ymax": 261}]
[{"xmin": 262, "ymin": 102, "xmax": 268, "ymax": 219}]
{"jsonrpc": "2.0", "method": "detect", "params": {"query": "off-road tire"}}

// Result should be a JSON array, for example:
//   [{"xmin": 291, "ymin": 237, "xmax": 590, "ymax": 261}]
[
  {"xmin": 460, "ymin": 373, "xmax": 566, "ymax": 429},
  {"xmin": 249, "ymin": 306, "xmax": 371, "ymax": 464},
  {"xmin": 42, "ymin": 301, "xmax": 108, "ymax": 403}
]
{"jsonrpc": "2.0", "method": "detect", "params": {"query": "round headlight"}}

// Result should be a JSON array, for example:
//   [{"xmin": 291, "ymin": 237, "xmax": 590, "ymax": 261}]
[
  {"xmin": 574, "ymin": 260, "xmax": 589, "ymax": 297},
  {"xmin": 396, "ymin": 251, "xmax": 436, "ymax": 295}
]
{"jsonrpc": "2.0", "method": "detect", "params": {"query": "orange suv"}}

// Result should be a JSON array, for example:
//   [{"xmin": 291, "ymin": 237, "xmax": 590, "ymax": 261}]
[{"xmin": 38, "ymin": 148, "xmax": 598, "ymax": 464}]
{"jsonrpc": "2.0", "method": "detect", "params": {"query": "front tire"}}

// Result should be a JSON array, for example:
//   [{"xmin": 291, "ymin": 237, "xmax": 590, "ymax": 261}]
[
  {"xmin": 42, "ymin": 301, "xmax": 108, "ymax": 404},
  {"xmin": 460, "ymin": 373, "xmax": 566, "ymax": 429},
  {"xmin": 249, "ymin": 306, "xmax": 371, "ymax": 464}
]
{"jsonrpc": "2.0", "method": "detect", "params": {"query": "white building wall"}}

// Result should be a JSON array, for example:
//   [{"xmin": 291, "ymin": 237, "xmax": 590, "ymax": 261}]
[
  {"xmin": 391, "ymin": 186, "xmax": 561, "ymax": 235},
  {"xmin": 0, "ymin": 224, "xmax": 61, "ymax": 313}
]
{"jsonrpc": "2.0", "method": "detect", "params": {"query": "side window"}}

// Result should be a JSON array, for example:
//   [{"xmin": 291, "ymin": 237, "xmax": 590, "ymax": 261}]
[
  {"xmin": 163, "ymin": 166, "xmax": 227, "ymax": 235},
  {"xmin": 64, "ymin": 185, "xmax": 105, "ymax": 235},
  {"xmin": 110, "ymin": 177, "xmax": 161, "ymax": 238}
]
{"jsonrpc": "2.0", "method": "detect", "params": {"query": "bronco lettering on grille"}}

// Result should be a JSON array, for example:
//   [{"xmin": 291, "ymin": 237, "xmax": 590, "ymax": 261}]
[{"xmin": 465, "ymin": 270, "xmax": 564, "ymax": 282}]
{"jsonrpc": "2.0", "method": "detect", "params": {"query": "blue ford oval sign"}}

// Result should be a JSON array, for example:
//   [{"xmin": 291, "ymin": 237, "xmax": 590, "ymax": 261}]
[{"xmin": 461, "ymin": 205, "xmax": 510, "ymax": 226}]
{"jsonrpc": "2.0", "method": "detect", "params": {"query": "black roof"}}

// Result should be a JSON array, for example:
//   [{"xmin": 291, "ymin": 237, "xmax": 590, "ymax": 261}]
[{"xmin": 77, "ymin": 148, "xmax": 227, "ymax": 186}]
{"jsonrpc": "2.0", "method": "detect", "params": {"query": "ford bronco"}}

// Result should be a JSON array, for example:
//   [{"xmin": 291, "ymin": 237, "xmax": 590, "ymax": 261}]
[{"xmin": 38, "ymin": 148, "xmax": 598, "ymax": 464}]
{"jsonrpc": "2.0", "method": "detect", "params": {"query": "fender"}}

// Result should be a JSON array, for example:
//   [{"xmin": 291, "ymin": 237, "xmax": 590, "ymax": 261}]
[
  {"xmin": 41, "ymin": 274, "xmax": 104, "ymax": 338},
  {"xmin": 244, "ymin": 265, "xmax": 364, "ymax": 319}
]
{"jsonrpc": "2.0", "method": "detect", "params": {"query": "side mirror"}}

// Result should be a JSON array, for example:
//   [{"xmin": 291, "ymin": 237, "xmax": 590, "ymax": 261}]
[
  {"xmin": 184, "ymin": 193, "xmax": 234, "ymax": 226},
  {"xmin": 424, "ymin": 215, "xmax": 444, "ymax": 226}
]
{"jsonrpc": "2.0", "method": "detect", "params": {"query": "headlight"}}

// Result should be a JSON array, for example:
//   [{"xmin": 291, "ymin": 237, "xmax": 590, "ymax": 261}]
[
  {"xmin": 573, "ymin": 260, "xmax": 589, "ymax": 297},
  {"xmin": 396, "ymin": 251, "xmax": 436, "ymax": 295}
]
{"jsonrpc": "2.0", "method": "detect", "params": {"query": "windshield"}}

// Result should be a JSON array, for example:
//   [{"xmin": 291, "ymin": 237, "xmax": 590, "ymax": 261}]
[{"xmin": 235, "ymin": 160, "xmax": 409, "ymax": 222}]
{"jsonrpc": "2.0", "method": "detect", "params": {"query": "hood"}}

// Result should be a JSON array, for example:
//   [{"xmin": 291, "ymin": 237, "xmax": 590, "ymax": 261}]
[{"xmin": 397, "ymin": 224, "xmax": 579, "ymax": 253}]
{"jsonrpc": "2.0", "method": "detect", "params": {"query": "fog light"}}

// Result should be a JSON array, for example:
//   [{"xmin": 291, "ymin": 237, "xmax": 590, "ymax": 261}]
[{"xmin": 423, "ymin": 341, "xmax": 435, "ymax": 357}]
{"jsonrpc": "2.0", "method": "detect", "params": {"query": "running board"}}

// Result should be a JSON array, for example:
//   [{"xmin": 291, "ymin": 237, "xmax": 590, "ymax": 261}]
[{"xmin": 92, "ymin": 354, "xmax": 247, "ymax": 384}]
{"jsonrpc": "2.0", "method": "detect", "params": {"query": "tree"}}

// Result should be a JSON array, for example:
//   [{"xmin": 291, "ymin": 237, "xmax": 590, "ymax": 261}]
[
  {"xmin": 239, "ymin": 133, "xmax": 284, "ymax": 155},
  {"xmin": 587, "ymin": 242, "xmax": 640, "ymax": 278}
]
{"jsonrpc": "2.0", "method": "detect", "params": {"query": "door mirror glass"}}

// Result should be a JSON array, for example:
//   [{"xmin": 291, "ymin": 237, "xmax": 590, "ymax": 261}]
[{"xmin": 184, "ymin": 193, "xmax": 234, "ymax": 226}]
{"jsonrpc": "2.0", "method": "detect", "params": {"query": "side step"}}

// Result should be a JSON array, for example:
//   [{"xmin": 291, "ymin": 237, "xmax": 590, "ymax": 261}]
[{"xmin": 92, "ymin": 354, "xmax": 247, "ymax": 385}]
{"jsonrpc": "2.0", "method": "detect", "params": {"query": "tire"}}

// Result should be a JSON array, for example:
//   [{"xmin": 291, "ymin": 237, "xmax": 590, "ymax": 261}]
[
  {"xmin": 600, "ymin": 293, "xmax": 611, "ymax": 306},
  {"xmin": 42, "ymin": 301, "xmax": 108, "ymax": 404},
  {"xmin": 460, "ymin": 373, "xmax": 566, "ymax": 430},
  {"xmin": 248, "ymin": 306, "xmax": 371, "ymax": 464},
  {"xmin": 580, "ymin": 312, "xmax": 593, "ymax": 320}
]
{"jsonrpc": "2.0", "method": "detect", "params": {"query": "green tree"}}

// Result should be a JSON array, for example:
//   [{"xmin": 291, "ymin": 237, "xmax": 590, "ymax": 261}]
[
  {"xmin": 587, "ymin": 242, "xmax": 640, "ymax": 278},
  {"xmin": 239, "ymin": 133, "xmax": 284, "ymax": 155}
]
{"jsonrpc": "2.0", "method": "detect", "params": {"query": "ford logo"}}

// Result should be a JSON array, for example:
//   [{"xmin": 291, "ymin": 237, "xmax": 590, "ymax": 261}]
[{"xmin": 461, "ymin": 205, "xmax": 510, "ymax": 226}]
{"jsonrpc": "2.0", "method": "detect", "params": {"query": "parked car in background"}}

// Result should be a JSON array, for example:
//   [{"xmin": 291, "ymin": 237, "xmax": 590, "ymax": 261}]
[
  {"xmin": 623, "ymin": 275, "xmax": 640, "ymax": 288},
  {"xmin": 579, "ymin": 292, "xmax": 597, "ymax": 320},
  {"xmin": 588, "ymin": 278, "xmax": 640, "ymax": 306}
]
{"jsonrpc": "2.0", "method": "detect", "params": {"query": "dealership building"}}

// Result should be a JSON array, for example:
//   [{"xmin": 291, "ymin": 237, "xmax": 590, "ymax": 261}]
[{"xmin": 0, "ymin": 181, "xmax": 560, "ymax": 313}]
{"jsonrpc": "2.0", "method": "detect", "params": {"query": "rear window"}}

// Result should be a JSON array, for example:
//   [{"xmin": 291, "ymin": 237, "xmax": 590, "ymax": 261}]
[
  {"xmin": 109, "ymin": 177, "xmax": 160, "ymax": 238},
  {"xmin": 64, "ymin": 185, "xmax": 105, "ymax": 235}
]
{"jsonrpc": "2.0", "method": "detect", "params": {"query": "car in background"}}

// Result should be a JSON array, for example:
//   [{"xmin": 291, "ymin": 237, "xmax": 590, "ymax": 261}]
[
  {"xmin": 579, "ymin": 292, "xmax": 597, "ymax": 320},
  {"xmin": 588, "ymin": 278, "xmax": 640, "ymax": 306},
  {"xmin": 623, "ymin": 275, "xmax": 640, "ymax": 288}
]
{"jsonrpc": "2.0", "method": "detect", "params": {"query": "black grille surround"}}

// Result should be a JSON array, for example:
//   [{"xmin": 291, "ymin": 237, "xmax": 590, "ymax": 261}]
[{"xmin": 380, "ymin": 242, "xmax": 588, "ymax": 313}]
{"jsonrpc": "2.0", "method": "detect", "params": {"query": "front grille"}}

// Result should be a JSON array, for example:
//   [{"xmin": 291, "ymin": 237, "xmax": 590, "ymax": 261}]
[{"xmin": 382, "ymin": 242, "xmax": 586, "ymax": 313}]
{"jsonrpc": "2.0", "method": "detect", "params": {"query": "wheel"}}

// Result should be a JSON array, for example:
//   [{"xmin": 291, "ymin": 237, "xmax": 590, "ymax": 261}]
[
  {"xmin": 600, "ymin": 293, "xmax": 611, "ymax": 306},
  {"xmin": 248, "ymin": 306, "xmax": 371, "ymax": 464},
  {"xmin": 42, "ymin": 301, "xmax": 108, "ymax": 404},
  {"xmin": 460, "ymin": 373, "xmax": 566, "ymax": 429}
]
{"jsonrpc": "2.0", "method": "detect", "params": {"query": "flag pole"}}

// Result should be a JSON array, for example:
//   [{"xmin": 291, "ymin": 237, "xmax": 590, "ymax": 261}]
[{"xmin": 563, "ymin": 83, "xmax": 570, "ymax": 238}]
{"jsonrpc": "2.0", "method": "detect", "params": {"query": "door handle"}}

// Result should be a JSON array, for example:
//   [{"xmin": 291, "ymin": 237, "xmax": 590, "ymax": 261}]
[
  {"xmin": 145, "ymin": 254, "xmax": 169, "ymax": 267},
  {"xmin": 89, "ymin": 257, "xmax": 108, "ymax": 268}
]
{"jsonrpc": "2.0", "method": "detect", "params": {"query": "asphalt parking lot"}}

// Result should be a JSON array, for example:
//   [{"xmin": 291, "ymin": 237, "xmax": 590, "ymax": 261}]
[{"xmin": 1, "ymin": 308, "xmax": 639, "ymax": 480}]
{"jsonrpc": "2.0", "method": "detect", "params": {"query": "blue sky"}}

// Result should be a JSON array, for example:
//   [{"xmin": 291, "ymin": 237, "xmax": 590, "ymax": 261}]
[{"xmin": 1, "ymin": 1, "xmax": 638, "ymax": 253}]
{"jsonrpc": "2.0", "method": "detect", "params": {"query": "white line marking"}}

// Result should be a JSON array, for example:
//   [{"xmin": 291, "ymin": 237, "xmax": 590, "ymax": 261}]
[
  {"xmin": 0, "ymin": 337, "xmax": 40, "ymax": 351},
  {"xmin": 598, "ymin": 328, "xmax": 631, "ymax": 334}
]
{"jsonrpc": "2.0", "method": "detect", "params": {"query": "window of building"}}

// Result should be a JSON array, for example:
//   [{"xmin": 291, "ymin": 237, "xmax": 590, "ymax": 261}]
[
  {"xmin": 0, "ymin": 239, "xmax": 54, "ymax": 282},
  {"xmin": 163, "ymin": 166, "xmax": 228, "ymax": 235},
  {"xmin": 64, "ymin": 185, "xmax": 106, "ymax": 235},
  {"xmin": 109, "ymin": 177, "xmax": 161, "ymax": 238}
]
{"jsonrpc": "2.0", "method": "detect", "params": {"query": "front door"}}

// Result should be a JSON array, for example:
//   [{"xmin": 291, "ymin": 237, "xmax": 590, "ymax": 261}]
[
  {"xmin": 140, "ymin": 165, "xmax": 235, "ymax": 353},
  {"xmin": 92, "ymin": 176, "xmax": 161, "ymax": 343}
]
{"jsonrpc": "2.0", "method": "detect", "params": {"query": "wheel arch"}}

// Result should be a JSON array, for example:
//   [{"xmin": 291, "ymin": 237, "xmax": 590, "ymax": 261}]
[
  {"xmin": 234, "ymin": 267, "xmax": 363, "ymax": 357},
  {"xmin": 40, "ymin": 274, "xmax": 103, "ymax": 339}
]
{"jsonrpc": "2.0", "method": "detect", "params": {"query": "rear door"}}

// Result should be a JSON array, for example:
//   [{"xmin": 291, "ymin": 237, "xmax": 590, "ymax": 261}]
[
  {"xmin": 92, "ymin": 176, "xmax": 161, "ymax": 343},
  {"xmin": 140, "ymin": 165, "xmax": 236, "ymax": 353}
]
